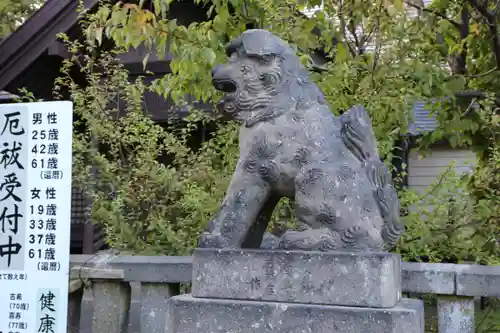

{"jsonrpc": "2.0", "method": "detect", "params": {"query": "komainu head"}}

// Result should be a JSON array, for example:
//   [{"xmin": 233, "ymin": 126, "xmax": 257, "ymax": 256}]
[{"xmin": 211, "ymin": 29, "xmax": 325, "ymax": 126}]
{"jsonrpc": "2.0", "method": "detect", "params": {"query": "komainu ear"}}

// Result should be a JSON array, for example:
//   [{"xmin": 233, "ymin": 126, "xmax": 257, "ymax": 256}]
[{"xmin": 260, "ymin": 72, "xmax": 278, "ymax": 86}]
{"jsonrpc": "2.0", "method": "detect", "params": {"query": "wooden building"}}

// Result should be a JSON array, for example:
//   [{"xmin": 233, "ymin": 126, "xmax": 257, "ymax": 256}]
[
  {"xmin": 0, "ymin": 0, "xmax": 214, "ymax": 254},
  {"xmin": 406, "ymin": 101, "xmax": 476, "ymax": 193}
]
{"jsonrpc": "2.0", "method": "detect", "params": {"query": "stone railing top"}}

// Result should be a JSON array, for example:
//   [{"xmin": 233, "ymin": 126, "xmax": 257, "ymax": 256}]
[
  {"xmin": 70, "ymin": 252, "xmax": 193, "ymax": 283},
  {"xmin": 403, "ymin": 261, "xmax": 500, "ymax": 297},
  {"xmin": 70, "ymin": 253, "xmax": 500, "ymax": 297}
]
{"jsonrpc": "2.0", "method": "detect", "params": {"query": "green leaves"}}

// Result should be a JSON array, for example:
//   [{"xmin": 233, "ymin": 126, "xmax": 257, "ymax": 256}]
[
  {"xmin": 444, "ymin": 75, "xmax": 466, "ymax": 93},
  {"xmin": 60, "ymin": 0, "xmax": 499, "ymax": 263},
  {"xmin": 0, "ymin": 0, "xmax": 42, "ymax": 37},
  {"xmin": 203, "ymin": 47, "xmax": 216, "ymax": 66}
]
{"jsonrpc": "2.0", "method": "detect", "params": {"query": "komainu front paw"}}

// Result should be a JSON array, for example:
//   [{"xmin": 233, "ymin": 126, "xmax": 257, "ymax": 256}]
[
  {"xmin": 198, "ymin": 232, "xmax": 227, "ymax": 248},
  {"xmin": 279, "ymin": 229, "xmax": 341, "ymax": 251},
  {"xmin": 260, "ymin": 232, "xmax": 281, "ymax": 250}
]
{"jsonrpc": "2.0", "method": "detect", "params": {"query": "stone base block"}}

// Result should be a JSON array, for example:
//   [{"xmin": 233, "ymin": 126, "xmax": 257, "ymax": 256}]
[
  {"xmin": 168, "ymin": 295, "xmax": 424, "ymax": 333},
  {"xmin": 192, "ymin": 249, "xmax": 401, "ymax": 308}
]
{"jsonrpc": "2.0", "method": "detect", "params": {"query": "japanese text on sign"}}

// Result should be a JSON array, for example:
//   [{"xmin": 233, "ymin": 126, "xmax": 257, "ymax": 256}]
[{"xmin": 0, "ymin": 101, "xmax": 72, "ymax": 333}]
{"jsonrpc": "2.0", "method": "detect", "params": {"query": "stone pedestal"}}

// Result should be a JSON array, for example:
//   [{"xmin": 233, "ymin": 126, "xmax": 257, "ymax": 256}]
[{"xmin": 168, "ymin": 249, "xmax": 424, "ymax": 333}]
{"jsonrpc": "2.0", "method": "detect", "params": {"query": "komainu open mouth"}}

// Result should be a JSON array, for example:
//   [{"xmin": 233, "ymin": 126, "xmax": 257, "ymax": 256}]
[{"xmin": 212, "ymin": 78, "xmax": 238, "ymax": 93}]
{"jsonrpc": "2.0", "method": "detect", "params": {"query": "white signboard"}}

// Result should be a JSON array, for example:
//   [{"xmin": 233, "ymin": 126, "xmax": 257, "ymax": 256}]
[{"xmin": 0, "ymin": 101, "xmax": 73, "ymax": 333}]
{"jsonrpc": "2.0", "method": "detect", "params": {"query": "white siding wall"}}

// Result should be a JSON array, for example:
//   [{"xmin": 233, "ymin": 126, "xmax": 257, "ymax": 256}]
[{"xmin": 408, "ymin": 148, "xmax": 476, "ymax": 193}]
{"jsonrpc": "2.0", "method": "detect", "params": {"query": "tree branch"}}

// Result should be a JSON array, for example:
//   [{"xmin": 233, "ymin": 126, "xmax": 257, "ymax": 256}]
[
  {"xmin": 455, "ymin": 90, "xmax": 500, "ymax": 109},
  {"xmin": 495, "ymin": 0, "xmax": 500, "ymax": 15},
  {"xmin": 371, "ymin": 2, "xmax": 384, "ymax": 74},
  {"xmin": 404, "ymin": 0, "xmax": 461, "ymax": 29},
  {"xmin": 456, "ymin": 4, "xmax": 470, "ymax": 75},
  {"xmin": 336, "ymin": 0, "xmax": 357, "ymax": 57},
  {"xmin": 347, "ymin": 0, "xmax": 362, "ymax": 55},
  {"xmin": 468, "ymin": 0, "xmax": 500, "ymax": 68},
  {"xmin": 468, "ymin": 66, "xmax": 498, "ymax": 78}
]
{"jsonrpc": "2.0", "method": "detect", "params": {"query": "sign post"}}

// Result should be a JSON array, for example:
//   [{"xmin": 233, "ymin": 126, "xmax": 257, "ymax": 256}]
[{"xmin": 0, "ymin": 101, "xmax": 73, "ymax": 333}]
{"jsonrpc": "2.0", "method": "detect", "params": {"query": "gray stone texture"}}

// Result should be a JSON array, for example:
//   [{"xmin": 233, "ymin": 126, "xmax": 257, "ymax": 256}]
[
  {"xmin": 456, "ymin": 264, "xmax": 500, "ymax": 297},
  {"xmin": 69, "ymin": 252, "xmax": 500, "ymax": 294},
  {"xmin": 192, "ymin": 248, "xmax": 401, "ymax": 308},
  {"xmin": 200, "ymin": 29, "xmax": 404, "ymax": 252},
  {"xmin": 168, "ymin": 295, "xmax": 424, "ymax": 333},
  {"xmin": 71, "ymin": 253, "xmax": 193, "ymax": 283},
  {"xmin": 67, "ymin": 289, "xmax": 83, "ymax": 333},
  {"xmin": 401, "ymin": 262, "xmax": 457, "ymax": 294},
  {"xmin": 437, "ymin": 296, "xmax": 475, "ymax": 333},
  {"xmin": 139, "ymin": 283, "xmax": 177, "ymax": 333},
  {"xmin": 90, "ymin": 281, "xmax": 130, "ymax": 333}
]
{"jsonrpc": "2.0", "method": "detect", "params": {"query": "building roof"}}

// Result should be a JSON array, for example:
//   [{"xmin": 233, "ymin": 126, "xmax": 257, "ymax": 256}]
[
  {"xmin": 0, "ymin": 0, "xmax": 99, "ymax": 92},
  {"xmin": 0, "ymin": 90, "xmax": 19, "ymax": 103},
  {"xmin": 408, "ymin": 101, "xmax": 438, "ymax": 135},
  {"xmin": 0, "ymin": 90, "xmax": 17, "ymax": 99}
]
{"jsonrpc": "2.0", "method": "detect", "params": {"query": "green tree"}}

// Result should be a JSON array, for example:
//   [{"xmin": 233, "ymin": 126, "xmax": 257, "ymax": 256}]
[
  {"xmin": 51, "ymin": 0, "xmax": 497, "ymax": 262},
  {"xmin": 401, "ymin": 0, "xmax": 500, "ymax": 263},
  {"xmin": 0, "ymin": 0, "xmax": 43, "ymax": 37}
]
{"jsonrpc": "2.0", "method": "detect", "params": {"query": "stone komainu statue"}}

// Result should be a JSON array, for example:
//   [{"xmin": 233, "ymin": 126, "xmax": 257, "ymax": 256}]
[{"xmin": 199, "ymin": 29, "xmax": 404, "ymax": 252}]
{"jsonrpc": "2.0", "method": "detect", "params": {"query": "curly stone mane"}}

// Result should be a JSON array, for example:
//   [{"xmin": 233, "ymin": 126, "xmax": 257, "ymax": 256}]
[
  {"xmin": 233, "ymin": 57, "xmax": 281, "ymax": 111},
  {"xmin": 215, "ymin": 30, "xmax": 327, "ymax": 127}
]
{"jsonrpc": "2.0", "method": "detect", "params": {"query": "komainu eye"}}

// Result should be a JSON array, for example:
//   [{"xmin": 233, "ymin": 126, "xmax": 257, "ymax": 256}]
[
  {"xmin": 241, "ymin": 65, "xmax": 251, "ymax": 73},
  {"xmin": 259, "ymin": 55, "xmax": 273, "ymax": 64}
]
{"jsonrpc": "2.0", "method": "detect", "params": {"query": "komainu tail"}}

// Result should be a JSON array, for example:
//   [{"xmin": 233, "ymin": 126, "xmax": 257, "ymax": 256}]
[
  {"xmin": 340, "ymin": 105, "xmax": 405, "ymax": 250},
  {"xmin": 340, "ymin": 105, "xmax": 378, "ymax": 160}
]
